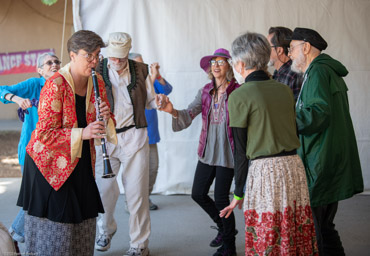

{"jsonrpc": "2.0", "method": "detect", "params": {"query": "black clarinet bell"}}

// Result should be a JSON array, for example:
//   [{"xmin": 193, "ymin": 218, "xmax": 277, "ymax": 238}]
[{"xmin": 102, "ymin": 159, "xmax": 115, "ymax": 178}]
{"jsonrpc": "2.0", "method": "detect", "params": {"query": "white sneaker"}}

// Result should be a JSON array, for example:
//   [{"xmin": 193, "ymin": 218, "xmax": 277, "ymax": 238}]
[
  {"xmin": 124, "ymin": 247, "xmax": 149, "ymax": 256},
  {"xmin": 95, "ymin": 231, "xmax": 115, "ymax": 251}
]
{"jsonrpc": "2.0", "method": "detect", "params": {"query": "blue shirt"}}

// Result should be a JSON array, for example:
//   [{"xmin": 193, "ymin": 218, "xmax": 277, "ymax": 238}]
[
  {"xmin": 145, "ymin": 79, "xmax": 172, "ymax": 144},
  {"xmin": 0, "ymin": 77, "xmax": 45, "ymax": 165}
]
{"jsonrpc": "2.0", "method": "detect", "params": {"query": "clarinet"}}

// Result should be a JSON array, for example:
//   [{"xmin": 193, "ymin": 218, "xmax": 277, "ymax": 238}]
[{"xmin": 91, "ymin": 68, "xmax": 115, "ymax": 178}]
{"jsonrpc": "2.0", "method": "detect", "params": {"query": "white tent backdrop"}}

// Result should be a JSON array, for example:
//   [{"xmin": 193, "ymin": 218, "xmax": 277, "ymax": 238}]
[{"xmin": 73, "ymin": 0, "xmax": 370, "ymax": 194}]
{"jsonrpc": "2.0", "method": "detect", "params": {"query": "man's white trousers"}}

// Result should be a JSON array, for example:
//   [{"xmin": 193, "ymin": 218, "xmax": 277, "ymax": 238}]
[{"xmin": 95, "ymin": 137, "xmax": 150, "ymax": 249}]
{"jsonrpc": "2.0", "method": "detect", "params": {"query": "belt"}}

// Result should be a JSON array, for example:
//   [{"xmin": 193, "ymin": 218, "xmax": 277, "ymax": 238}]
[
  {"xmin": 253, "ymin": 149, "xmax": 297, "ymax": 160},
  {"xmin": 116, "ymin": 125, "xmax": 135, "ymax": 134}
]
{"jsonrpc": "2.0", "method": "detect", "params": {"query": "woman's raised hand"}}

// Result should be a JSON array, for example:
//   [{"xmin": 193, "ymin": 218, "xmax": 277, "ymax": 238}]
[{"xmin": 150, "ymin": 62, "xmax": 160, "ymax": 81}]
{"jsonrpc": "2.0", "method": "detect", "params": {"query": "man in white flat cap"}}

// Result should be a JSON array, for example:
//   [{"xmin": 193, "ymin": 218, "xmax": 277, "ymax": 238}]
[{"xmin": 95, "ymin": 32, "xmax": 156, "ymax": 256}]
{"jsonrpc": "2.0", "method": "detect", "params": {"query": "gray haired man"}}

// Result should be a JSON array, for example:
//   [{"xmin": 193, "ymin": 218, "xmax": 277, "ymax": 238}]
[
  {"xmin": 95, "ymin": 32, "xmax": 156, "ymax": 256},
  {"xmin": 289, "ymin": 27, "xmax": 363, "ymax": 255}
]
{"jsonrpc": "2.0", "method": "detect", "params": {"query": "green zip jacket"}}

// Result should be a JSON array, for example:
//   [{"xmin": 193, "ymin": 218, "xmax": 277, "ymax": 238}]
[{"xmin": 296, "ymin": 53, "xmax": 363, "ymax": 207}]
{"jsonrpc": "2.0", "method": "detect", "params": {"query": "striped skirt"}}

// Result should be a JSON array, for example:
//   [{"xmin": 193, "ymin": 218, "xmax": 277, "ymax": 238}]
[
  {"xmin": 24, "ymin": 214, "xmax": 96, "ymax": 256},
  {"xmin": 243, "ymin": 155, "xmax": 318, "ymax": 256}
]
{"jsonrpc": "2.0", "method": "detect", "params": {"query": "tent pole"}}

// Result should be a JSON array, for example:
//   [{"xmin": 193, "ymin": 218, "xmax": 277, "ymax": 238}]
[{"xmin": 60, "ymin": 0, "xmax": 68, "ymax": 63}]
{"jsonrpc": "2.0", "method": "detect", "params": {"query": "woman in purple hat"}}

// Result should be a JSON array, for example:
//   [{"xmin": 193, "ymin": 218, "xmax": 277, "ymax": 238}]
[{"xmin": 158, "ymin": 48, "xmax": 239, "ymax": 256}]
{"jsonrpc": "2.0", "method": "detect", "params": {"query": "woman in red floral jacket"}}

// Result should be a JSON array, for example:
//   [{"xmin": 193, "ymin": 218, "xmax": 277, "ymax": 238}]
[{"xmin": 17, "ymin": 30, "xmax": 117, "ymax": 256}]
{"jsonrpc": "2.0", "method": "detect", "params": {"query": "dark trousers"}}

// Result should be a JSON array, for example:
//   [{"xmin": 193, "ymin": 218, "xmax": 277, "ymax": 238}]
[
  {"xmin": 191, "ymin": 161, "xmax": 236, "ymax": 247},
  {"xmin": 312, "ymin": 202, "xmax": 345, "ymax": 256}
]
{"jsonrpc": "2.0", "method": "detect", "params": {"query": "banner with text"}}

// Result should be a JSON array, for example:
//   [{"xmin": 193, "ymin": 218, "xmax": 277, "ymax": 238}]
[{"xmin": 0, "ymin": 49, "xmax": 55, "ymax": 75}]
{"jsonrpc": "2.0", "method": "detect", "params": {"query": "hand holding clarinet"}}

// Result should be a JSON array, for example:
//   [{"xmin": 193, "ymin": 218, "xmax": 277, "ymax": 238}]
[
  {"xmin": 88, "ymin": 68, "xmax": 115, "ymax": 178},
  {"xmin": 81, "ymin": 110, "xmax": 108, "ymax": 140},
  {"xmin": 81, "ymin": 77, "xmax": 110, "ymax": 140}
]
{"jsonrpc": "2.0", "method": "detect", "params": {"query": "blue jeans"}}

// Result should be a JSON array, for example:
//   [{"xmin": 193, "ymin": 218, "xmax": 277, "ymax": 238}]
[{"xmin": 10, "ymin": 165, "xmax": 25, "ymax": 241}]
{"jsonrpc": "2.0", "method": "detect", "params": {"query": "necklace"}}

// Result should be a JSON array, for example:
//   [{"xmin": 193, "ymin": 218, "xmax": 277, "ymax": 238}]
[
  {"xmin": 214, "ymin": 79, "xmax": 227, "ymax": 103},
  {"xmin": 216, "ymin": 82, "xmax": 224, "ymax": 90},
  {"xmin": 216, "ymin": 79, "xmax": 227, "ymax": 90}
]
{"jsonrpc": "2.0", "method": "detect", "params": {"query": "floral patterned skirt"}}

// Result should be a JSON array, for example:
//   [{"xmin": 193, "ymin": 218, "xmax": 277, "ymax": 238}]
[{"xmin": 243, "ymin": 155, "xmax": 318, "ymax": 256}]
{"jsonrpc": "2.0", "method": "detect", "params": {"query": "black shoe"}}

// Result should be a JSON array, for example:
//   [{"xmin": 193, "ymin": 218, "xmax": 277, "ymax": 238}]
[
  {"xmin": 213, "ymin": 244, "xmax": 237, "ymax": 256},
  {"xmin": 149, "ymin": 199, "xmax": 158, "ymax": 210},
  {"xmin": 210, "ymin": 226, "xmax": 223, "ymax": 247},
  {"xmin": 14, "ymin": 240, "xmax": 20, "ymax": 254},
  {"xmin": 210, "ymin": 226, "xmax": 238, "ymax": 247}
]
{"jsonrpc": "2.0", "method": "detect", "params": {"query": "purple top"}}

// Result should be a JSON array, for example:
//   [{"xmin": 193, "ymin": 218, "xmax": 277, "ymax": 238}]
[{"xmin": 172, "ymin": 78, "xmax": 240, "ymax": 167}]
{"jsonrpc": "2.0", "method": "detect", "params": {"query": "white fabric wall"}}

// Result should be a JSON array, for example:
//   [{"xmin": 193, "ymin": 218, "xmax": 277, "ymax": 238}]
[{"xmin": 73, "ymin": 0, "xmax": 370, "ymax": 194}]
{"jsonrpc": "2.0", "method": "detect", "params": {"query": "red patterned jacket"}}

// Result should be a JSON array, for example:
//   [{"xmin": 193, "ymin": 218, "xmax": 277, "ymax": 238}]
[{"xmin": 26, "ymin": 64, "xmax": 117, "ymax": 191}]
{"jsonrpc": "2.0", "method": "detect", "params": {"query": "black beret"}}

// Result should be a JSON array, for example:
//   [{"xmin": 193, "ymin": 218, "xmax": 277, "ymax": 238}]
[{"xmin": 290, "ymin": 27, "xmax": 328, "ymax": 51}]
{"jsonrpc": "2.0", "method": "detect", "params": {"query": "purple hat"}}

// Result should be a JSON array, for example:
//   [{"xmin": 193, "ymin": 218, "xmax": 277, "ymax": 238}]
[{"xmin": 200, "ymin": 48, "xmax": 231, "ymax": 73}]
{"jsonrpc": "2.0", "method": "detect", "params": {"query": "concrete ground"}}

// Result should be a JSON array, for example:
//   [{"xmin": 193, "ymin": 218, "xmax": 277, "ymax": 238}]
[
  {"xmin": 0, "ymin": 120, "xmax": 22, "ymax": 131},
  {"xmin": 0, "ymin": 178, "xmax": 369, "ymax": 256}
]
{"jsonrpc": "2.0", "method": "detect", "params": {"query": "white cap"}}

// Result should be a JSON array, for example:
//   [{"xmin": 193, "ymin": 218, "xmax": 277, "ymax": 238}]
[{"xmin": 106, "ymin": 32, "xmax": 132, "ymax": 58}]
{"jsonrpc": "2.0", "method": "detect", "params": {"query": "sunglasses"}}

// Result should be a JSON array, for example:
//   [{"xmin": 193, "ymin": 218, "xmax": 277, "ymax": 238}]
[{"xmin": 43, "ymin": 60, "xmax": 61, "ymax": 66}]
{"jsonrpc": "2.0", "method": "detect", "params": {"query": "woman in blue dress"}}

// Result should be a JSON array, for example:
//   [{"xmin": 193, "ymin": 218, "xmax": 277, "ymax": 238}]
[{"xmin": 0, "ymin": 52, "xmax": 61, "ymax": 245}]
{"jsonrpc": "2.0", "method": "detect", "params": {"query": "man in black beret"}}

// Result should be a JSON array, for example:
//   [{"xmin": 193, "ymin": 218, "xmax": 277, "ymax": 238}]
[{"xmin": 288, "ymin": 27, "xmax": 364, "ymax": 255}]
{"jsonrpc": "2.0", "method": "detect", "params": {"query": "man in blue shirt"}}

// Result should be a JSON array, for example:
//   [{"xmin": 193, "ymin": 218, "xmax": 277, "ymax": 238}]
[{"xmin": 129, "ymin": 53, "xmax": 172, "ymax": 210}]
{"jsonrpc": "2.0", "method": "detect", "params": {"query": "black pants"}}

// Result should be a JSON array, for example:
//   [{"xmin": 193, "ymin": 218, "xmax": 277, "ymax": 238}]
[
  {"xmin": 191, "ymin": 161, "xmax": 236, "ymax": 247},
  {"xmin": 312, "ymin": 202, "xmax": 345, "ymax": 256}
]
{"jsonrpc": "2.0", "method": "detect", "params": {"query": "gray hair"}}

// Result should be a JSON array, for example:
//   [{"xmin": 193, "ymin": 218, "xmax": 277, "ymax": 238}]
[
  {"xmin": 37, "ymin": 52, "xmax": 58, "ymax": 69},
  {"xmin": 128, "ymin": 52, "xmax": 142, "ymax": 60},
  {"xmin": 231, "ymin": 32, "xmax": 271, "ymax": 72}
]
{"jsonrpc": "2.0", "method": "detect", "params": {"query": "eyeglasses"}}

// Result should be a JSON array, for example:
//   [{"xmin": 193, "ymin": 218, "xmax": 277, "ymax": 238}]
[
  {"xmin": 210, "ymin": 59, "xmax": 227, "ymax": 66},
  {"xmin": 288, "ymin": 42, "xmax": 305, "ymax": 53},
  {"xmin": 78, "ymin": 53, "xmax": 102, "ymax": 62},
  {"xmin": 43, "ymin": 60, "xmax": 61, "ymax": 66}
]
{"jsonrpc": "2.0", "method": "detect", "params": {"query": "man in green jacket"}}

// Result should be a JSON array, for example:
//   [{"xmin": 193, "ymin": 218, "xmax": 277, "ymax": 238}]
[{"xmin": 288, "ymin": 27, "xmax": 364, "ymax": 255}]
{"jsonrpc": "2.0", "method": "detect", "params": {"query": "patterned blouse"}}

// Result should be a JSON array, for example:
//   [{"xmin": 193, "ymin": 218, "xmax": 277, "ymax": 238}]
[{"xmin": 26, "ymin": 63, "xmax": 117, "ymax": 191}]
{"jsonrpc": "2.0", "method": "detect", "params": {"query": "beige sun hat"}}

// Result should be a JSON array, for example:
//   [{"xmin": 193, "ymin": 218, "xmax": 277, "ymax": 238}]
[{"xmin": 106, "ymin": 32, "xmax": 132, "ymax": 58}]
